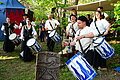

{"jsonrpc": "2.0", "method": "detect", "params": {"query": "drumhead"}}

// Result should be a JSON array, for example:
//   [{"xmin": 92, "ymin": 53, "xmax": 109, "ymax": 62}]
[
  {"xmin": 49, "ymin": 30, "xmax": 56, "ymax": 37},
  {"xmin": 93, "ymin": 37, "xmax": 104, "ymax": 47},
  {"xmin": 9, "ymin": 33, "xmax": 17, "ymax": 40},
  {"xmin": 27, "ymin": 38, "xmax": 36, "ymax": 46}
]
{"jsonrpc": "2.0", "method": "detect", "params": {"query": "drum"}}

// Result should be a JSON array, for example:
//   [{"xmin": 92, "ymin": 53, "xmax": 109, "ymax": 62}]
[
  {"xmin": 9, "ymin": 33, "xmax": 21, "ymax": 46},
  {"xmin": 66, "ymin": 52, "xmax": 97, "ymax": 80},
  {"xmin": 49, "ymin": 30, "xmax": 61, "ymax": 43},
  {"xmin": 26, "ymin": 38, "xmax": 41, "ymax": 53},
  {"xmin": 93, "ymin": 37, "xmax": 114, "ymax": 59}
]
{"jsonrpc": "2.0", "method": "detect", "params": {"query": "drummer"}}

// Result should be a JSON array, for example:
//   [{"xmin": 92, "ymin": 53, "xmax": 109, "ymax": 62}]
[
  {"xmin": 66, "ymin": 14, "xmax": 79, "ymax": 41},
  {"xmin": 19, "ymin": 14, "xmax": 28, "ymax": 29},
  {"xmin": 64, "ymin": 16, "xmax": 95, "ymax": 66},
  {"xmin": 45, "ymin": 14, "xmax": 60, "ymax": 51},
  {"xmin": 90, "ymin": 10, "xmax": 110, "ymax": 70},
  {"xmin": 19, "ymin": 18, "xmax": 37, "ymax": 61},
  {"xmin": 65, "ymin": 14, "xmax": 79, "ymax": 58},
  {"xmin": 1, "ymin": 17, "xmax": 15, "ymax": 52}
]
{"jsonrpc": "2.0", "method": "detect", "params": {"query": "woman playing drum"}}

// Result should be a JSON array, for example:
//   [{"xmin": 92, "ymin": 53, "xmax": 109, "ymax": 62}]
[
  {"xmin": 1, "ymin": 17, "xmax": 15, "ymax": 52},
  {"xmin": 90, "ymin": 11, "xmax": 111, "ymax": 70},
  {"xmin": 20, "ymin": 18, "xmax": 37, "ymax": 61}
]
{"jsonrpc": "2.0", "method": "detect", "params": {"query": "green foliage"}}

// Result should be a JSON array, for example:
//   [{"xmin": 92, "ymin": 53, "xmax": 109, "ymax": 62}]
[
  {"xmin": 20, "ymin": 0, "xmax": 68, "ymax": 21},
  {"xmin": 114, "ymin": 1, "xmax": 120, "ymax": 25},
  {"xmin": 61, "ymin": 17, "xmax": 68, "ymax": 29},
  {"xmin": 112, "ymin": 44, "xmax": 120, "ymax": 55}
]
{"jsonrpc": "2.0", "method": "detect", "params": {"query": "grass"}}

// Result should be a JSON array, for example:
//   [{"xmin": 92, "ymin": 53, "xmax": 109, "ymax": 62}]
[{"xmin": 0, "ymin": 40, "xmax": 120, "ymax": 80}]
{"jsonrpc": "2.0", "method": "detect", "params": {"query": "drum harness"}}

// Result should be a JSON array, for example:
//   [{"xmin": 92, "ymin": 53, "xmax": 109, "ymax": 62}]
[
  {"xmin": 70, "ymin": 23, "xmax": 76, "ymax": 38},
  {"xmin": 77, "ymin": 30, "xmax": 91, "ymax": 57},
  {"xmin": 93, "ymin": 21, "xmax": 105, "ymax": 47}
]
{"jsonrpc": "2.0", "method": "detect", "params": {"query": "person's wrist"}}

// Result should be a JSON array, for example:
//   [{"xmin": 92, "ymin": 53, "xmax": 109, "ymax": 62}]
[{"xmin": 82, "ymin": 35, "xmax": 85, "ymax": 38}]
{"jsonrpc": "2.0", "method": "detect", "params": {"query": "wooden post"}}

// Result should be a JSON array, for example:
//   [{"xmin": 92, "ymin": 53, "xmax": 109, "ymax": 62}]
[{"xmin": 36, "ymin": 51, "xmax": 60, "ymax": 80}]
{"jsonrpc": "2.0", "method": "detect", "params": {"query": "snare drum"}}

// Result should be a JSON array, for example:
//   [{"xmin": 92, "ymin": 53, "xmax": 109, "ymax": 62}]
[
  {"xmin": 66, "ymin": 52, "xmax": 97, "ymax": 80},
  {"xmin": 26, "ymin": 38, "xmax": 41, "ymax": 53},
  {"xmin": 93, "ymin": 37, "xmax": 114, "ymax": 59},
  {"xmin": 9, "ymin": 33, "xmax": 21, "ymax": 46},
  {"xmin": 49, "ymin": 30, "xmax": 61, "ymax": 43}
]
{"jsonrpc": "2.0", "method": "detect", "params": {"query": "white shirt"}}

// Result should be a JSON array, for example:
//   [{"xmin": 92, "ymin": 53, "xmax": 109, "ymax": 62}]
[
  {"xmin": 31, "ymin": 21, "xmax": 36, "ymax": 27},
  {"xmin": 102, "ymin": 12, "xmax": 108, "ymax": 19},
  {"xmin": 66, "ymin": 22, "xmax": 79, "ymax": 36},
  {"xmin": 74, "ymin": 26, "xmax": 94, "ymax": 53},
  {"xmin": 45, "ymin": 19, "xmax": 60, "ymax": 33},
  {"xmin": 90, "ymin": 19, "xmax": 110, "ymax": 37},
  {"xmin": 20, "ymin": 26, "xmax": 37, "ymax": 39},
  {"xmin": 1, "ymin": 23, "xmax": 11, "ymax": 35}
]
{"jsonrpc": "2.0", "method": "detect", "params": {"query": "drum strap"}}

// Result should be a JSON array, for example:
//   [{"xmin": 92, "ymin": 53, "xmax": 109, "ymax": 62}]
[
  {"xmin": 94, "ymin": 21, "xmax": 101, "ymax": 35},
  {"xmin": 94, "ymin": 21, "xmax": 103, "ymax": 36},
  {"xmin": 71, "ymin": 23, "xmax": 76, "ymax": 38},
  {"xmin": 78, "ymin": 30, "xmax": 84, "ymax": 54},
  {"xmin": 78, "ymin": 30, "xmax": 91, "ymax": 56},
  {"xmin": 49, "ymin": 22, "xmax": 54, "ymax": 29}
]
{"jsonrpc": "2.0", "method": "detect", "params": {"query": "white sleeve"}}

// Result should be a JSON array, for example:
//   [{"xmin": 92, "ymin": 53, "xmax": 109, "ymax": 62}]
[
  {"xmin": 55, "ymin": 20, "xmax": 60, "ymax": 25},
  {"xmin": 102, "ymin": 19, "xmax": 110, "ymax": 29},
  {"xmin": 104, "ymin": 13, "xmax": 108, "ymax": 18},
  {"xmin": 45, "ymin": 21, "xmax": 48, "ymax": 29},
  {"xmin": 1, "ymin": 25, "xmax": 5, "ymax": 31},
  {"xmin": 32, "ymin": 26, "xmax": 37, "ymax": 36},
  {"xmin": 19, "ymin": 23, "xmax": 22, "ymax": 29},
  {"xmin": 31, "ymin": 22, "xmax": 36, "ymax": 27},
  {"xmin": 20, "ymin": 27, "xmax": 24, "ymax": 39}
]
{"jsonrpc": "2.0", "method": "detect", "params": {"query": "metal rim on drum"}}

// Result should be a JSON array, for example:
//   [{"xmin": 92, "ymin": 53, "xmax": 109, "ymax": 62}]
[
  {"xmin": 93, "ymin": 37, "xmax": 104, "ymax": 47},
  {"xmin": 9, "ymin": 33, "xmax": 17, "ymax": 41},
  {"xmin": 49, "ymin": 30, "xmax": 56, "ymax": 38},
  {"xmin": 26, "ymin": 38, "xmax": 36, "ymax": 47}
]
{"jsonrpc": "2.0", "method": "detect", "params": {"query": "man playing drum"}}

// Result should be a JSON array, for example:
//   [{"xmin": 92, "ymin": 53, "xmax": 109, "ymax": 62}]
[
  {"xmin": 65, "ymin": 14, "xmax": 79, "ymax": 58},
  {"xmin": 45, "ymin": 14, "xmax": 60, "ymax": 51},
  {"xmin": 64, "ymin": 16, "xmax": 95, "ymax": 66}
]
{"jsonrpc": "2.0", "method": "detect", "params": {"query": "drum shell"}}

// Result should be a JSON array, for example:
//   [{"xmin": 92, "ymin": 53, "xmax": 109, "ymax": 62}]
[
  {"xmin": 27, "ymin": 39, "xmax": 41, "ymax": 53},
  {"xmin": 66, "ymin": 52, "xmax": 97, "ymax": 80},
  {"xmin": 9, "ymin": 34, "xmax": 21, "ymax": 46},
  {"xmin": 49, "ymin": 31, "xmax": 61, "ymax": 43},
  {"xmin": 94, "ymin": 38, "xmax": 114, "ymax": 59}
]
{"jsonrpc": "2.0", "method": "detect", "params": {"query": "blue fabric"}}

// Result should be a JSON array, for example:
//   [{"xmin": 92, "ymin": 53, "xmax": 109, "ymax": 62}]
[
  {"xmin": 0, "ymin": 8, "xmax": 6, "ymax": 40},
  {"xmin": 0, "ymin": 0, "xmax": 25, "ymax": 40},
  {"xmin": 0, "ymin": 0, "xmax": 25, "ymax": 9},
  {"xmin": 114, "ymin": 67, "xmax": 120, "ymax": 73}
]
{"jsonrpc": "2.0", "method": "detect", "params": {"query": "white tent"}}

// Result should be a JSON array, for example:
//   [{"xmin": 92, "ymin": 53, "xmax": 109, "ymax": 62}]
[{"xmin": 65, "ymin": 0, "xmax": 119, "ymax": 11}]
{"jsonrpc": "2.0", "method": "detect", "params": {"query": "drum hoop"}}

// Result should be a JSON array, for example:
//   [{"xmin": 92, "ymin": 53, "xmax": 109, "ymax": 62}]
[
  {"xmin": 27, "ymin": 38, "xmax": 36, "ymax": 47},
  {"xmin": 66, "ymin": 52, "xmax": 81, "ymax": 64},
  {"xmin": 9, "ymin": 34, "xmax": 17, "ymax": 40},
  {"xmin": 94, "ymin": 38, "xmax": 104, "ymax": 47},
  {"xmin": 50, "ymin": 30, "xmax": 57, "ymax": 37}
]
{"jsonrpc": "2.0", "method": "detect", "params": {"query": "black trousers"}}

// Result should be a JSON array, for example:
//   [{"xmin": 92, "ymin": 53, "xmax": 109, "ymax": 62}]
[
  {"xmin": 3, "ymin": 36, "xmax": 15, "ymax": 52},
  {"xmin": 84, "ymin": 50, "xmax": 94, "ymax": 66},
  {"xmin": 47, "ymin": 34, "xmax": 55, "ymax": 51},
  {"xmin": 20, "ymin": 39, "xmax": 35, "ymax": 62},
  {"xmin": 93, "ymin": 50, "xmax": 106, "ymax": 69}
]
